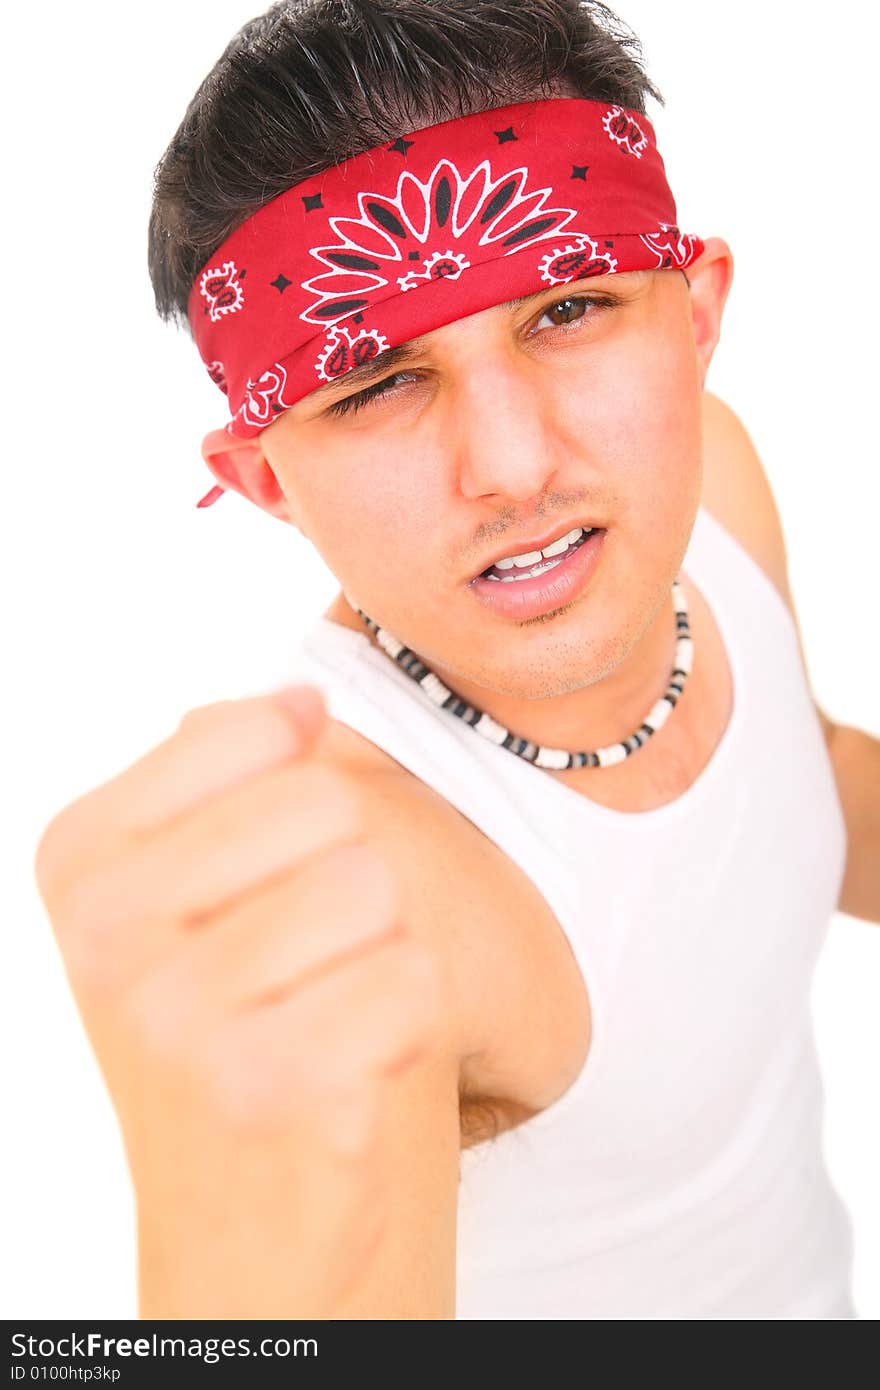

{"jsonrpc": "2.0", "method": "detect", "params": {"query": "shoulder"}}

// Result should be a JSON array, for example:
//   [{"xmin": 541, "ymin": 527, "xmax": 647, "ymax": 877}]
[
  {"xmin": 699, "ymin": 390, "xmax": 833, "ymax": 741},
  {"xmin": 699, "ymin": 389, "xmax": 794, "ymax": 608}
]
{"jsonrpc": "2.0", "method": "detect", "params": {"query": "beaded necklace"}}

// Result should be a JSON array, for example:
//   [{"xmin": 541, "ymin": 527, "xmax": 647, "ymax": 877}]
[{"xmin": 354, "ymin": 579, "xmax": 692, "ymax": 770}]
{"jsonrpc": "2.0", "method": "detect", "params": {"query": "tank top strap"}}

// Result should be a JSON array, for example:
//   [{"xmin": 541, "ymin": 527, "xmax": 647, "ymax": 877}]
[{"xmin": 682, "ymin": 501, "xmax": 806, "ymax": 680}]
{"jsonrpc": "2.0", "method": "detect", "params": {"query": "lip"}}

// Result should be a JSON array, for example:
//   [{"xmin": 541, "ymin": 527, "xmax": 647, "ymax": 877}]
[
  {"xmin": 467, "ymin": 527, "xmax": 606, "ymax": 620},
  {"xmin": 470, "ymin": 517, "xmax": 603, "ymax": 581}
]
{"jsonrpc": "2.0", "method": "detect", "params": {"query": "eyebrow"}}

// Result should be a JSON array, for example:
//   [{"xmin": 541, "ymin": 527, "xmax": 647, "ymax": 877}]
[
  {"xmin": 308, "ymin": 337, "xmax": 429, "ymax": 405},
  {"xmin": 307, "ymin": 281, "xmax": 604, "ymax": 407}
]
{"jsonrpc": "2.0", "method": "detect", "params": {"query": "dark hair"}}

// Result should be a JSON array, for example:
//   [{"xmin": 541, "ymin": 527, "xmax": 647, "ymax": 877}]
[{"xmin": 148, "ymin": 0, "xmax": 663, "ymax": 334}]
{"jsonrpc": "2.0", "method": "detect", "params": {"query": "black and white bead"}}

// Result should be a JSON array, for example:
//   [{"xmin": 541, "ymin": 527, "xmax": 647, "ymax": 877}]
[{"xmin": 355, "ymin": 578, "xmax": 692, "ymax": 770}]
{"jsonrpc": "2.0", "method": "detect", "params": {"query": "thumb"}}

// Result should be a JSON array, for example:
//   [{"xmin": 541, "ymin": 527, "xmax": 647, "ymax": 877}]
[{"xmin": 272, "ymin": 683, "xmax": 329, "ymax": 752}]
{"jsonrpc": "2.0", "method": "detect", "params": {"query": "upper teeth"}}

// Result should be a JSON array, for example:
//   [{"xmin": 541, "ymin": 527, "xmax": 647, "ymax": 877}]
[{"xmin": 491, "ymin": 526, "xmax": 591, "ymax": 570}]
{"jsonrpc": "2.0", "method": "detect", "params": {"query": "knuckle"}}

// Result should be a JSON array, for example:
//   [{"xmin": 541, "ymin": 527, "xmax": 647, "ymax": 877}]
[
  {"xmin": 269, "ymin": 683, "xmax": 327, "ymax": 730},
  {"xmin": 201, "ymin": 1031, "xmax": 310, "ymax": 1140},
  {"xmin": 313, "ymin": 1081, "xmax": 383, "ymax": 1165},
  {"xmin": 46, "ymin": 867, "xmax": 109, "ymax": 953},
  {"xmin": 32, "ymin": 803, "xmax": 84, "ymax": 897},
  {"xmin": 52, "ymin": 868, "xmax": 152, "ymax": 1008},
  {"xmin": 176, "ymin": 697, "xmax": 291, "ymax": 753},
  {"xmin": 201, "ymin": 1053, "xmax": 275, "ymax": 1137},
  {"xmin": 60, "ymin": 924, "xmax": 116, "ymax": 1002},
  {"xmin": 177, "ymin": 688, "xmax": 324, "ymax": 758},
  {"xmin": 293, "ymin": 762, "xmax": 365, "ymax": 836},
  {"xmin": 378, "ymin": 932, "xmax": 440, "ymax": 986},
  {"xmin": 390, "ymin": 941, "xmax": 449, "ymax": 1034},
  {"xmin": 402, "ymin": 938, "xmax": 444, "ymax": 991},
  {"xmin": 175, "ymin": 699, "xmax": 234, "ymax": 734},
  {"xmin": 239, "ymin": 699, "xmax": 315, "ymax": 760},
  {"xmin": 124, "ymin": 970, "xmax": 193, "ymax": 1071},
  {"xmin": 33, "ymin": 820, "xmax": 62, "ymax": 896},
  {"xmin": 320, "ymin": 841, "xmax": 402, "ymax": 922}
]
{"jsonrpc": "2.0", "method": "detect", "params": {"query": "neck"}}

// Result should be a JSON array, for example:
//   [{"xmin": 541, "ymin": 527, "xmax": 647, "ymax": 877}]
[{"xmin": 322, "ymin": 583, "xmax": 683, "ymax": 758}]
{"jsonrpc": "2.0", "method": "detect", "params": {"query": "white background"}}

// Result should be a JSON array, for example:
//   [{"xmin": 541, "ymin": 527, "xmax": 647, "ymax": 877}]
[{"xmin": 2, "ymin": 0, "xmax": 877, "ymax": 1318}]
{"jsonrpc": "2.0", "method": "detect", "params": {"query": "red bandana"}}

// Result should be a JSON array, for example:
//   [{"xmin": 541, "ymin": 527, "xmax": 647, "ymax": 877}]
[{"xmin": 188, "ymin": 97, "xmax": 704, "ymax": 507}]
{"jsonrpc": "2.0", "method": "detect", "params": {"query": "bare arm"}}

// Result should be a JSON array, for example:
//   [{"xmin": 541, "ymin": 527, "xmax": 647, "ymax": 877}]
[
  {"xmin": 701, "ymin": 391, "xmax": 879, "ymax": 924},
  {"xmin": 33, "ymin": 687, "xmax": 463, "ymax": 1318},
  {"xmin": 823, "ymin": 721, "xmax": 880, "ymax": 925}
]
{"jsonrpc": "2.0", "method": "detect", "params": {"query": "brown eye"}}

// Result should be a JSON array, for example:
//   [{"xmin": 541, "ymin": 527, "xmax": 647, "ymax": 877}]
[
  {"xmin": 541, "ymin": 296, "xmax": 588, "ymax": 327},
  {"xmin": 534, "ymin": 291, "xmax": 618, "ymax": 335}
]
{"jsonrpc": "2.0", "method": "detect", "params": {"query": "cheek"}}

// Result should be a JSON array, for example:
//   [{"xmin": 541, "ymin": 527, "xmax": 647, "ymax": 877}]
[
  {"xmin": 287, "ymin": 438, "xmax": 442, "ymax": 592},
  {"xmin": 549, "ymin": 323, "xmax": 702, "ymax": 604},
  {"xmin": 560, "ymin": 323, "xmax": 701, "ymax": 521}
]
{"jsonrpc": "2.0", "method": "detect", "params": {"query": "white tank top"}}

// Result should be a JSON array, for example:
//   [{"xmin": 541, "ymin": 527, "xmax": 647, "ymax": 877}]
[{"xmin": 288, "ymin": 504, "xmax": 857, "ymax": 1320}]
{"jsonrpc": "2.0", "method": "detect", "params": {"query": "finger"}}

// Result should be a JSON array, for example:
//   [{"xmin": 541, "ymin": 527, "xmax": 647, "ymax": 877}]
[
  {"xmin": 203, "ymin": 935, "xmax": 447, "ymax": 1145},
  {"xmin": 37, "ymin": 685, "xmax": 328, "ymax": 892},
  {"xmin": 110, "ymin": 841, "xmax": 400, "ymax": 1003},
  {"xmin": 183, "ymin": 842, "xmax": 403, "ymax": 1011},
  {"xmin": 56, "ymin": 758, "xmax": 366, "ymax": 971}
]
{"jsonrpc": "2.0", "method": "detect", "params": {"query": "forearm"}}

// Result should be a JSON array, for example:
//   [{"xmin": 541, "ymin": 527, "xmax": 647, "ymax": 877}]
[
  {"xmin": 829, "ymin": 722, "xmax": 880, "ymax": 925},
  {"xmin": 135, "ymin": 1158, "xmax": 385, "ymax": 1320}
]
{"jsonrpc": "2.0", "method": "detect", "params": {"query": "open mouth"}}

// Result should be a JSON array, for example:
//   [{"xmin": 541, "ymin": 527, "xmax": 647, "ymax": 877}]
[
  {"xmin": 467, "ymin": 525, "xmax": 607, "ymax": 621},
  {"xmin": 478, "ymin": 526, "xmax": 598, "ymax": 582}
]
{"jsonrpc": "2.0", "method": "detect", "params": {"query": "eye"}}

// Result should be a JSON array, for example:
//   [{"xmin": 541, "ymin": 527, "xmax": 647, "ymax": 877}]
[
  {"xmin": 325, "ymin": 371, "xmax": 417, "ymax": 419},
  {"xmin": 534, "ymin": 292, "xmax": 617, "ymax": 332},
  {"xmin": 324, "ymin": 292, "xmax": 618, "ymax": 420}
]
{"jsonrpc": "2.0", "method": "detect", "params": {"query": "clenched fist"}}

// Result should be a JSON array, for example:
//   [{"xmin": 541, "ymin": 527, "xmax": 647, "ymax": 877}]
[{"xmin": 33, "ymin": 685, "xmax": 449, "ymax": 1317}]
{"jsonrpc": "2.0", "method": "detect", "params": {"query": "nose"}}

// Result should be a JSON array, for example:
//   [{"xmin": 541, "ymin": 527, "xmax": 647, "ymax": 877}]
[{"xmin": 449, "ymin": 352, "xmax": 564, "ymax": 502}]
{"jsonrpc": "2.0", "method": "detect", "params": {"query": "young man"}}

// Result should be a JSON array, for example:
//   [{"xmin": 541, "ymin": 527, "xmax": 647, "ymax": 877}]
[{"xmin": 35, "ymin": 0, "xmax": 877, "ymax": 1320}]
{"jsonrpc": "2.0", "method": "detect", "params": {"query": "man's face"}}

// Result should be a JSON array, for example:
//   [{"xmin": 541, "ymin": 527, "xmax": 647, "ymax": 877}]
[{"xmin": 258, "ymin": 265, "xmax": 715, "ymax": 700}]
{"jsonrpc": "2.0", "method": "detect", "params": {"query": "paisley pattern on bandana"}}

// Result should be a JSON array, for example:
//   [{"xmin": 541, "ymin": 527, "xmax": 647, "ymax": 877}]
[
  {"xmin": 398, "ymin": 250, "xmax": 470, "ymax": 293},
  {"xmin": 602, "ymin": 105, "xmax": 649, "ymax": 158},
  {"xmin": 639, "ymin": 223, "xmax": 701, "ymax": 269},
  {"xmin": 315, "ymin": 325, "xmax": 391, "ymax": 383},
  {"xmin": 206, "ymin": 360, "xmax": 228, "ymax": 393},
  {"xmin": 538, "ymin": 235, "xmax": 618, "ymax": 286},
  {"xmin": 199, "ymin": 261, "xmax": 245, "ymax": 322},
  {"xmin": 188, "ymin": 96, "xmax": 705, "ymax": 504},
  {"xmin": 238, "ymin": 363, "xmax": 293, "ymax": 428},
  {"xmin": 300, "ymin": 157, "xmax": 592, "ymax": 328}
]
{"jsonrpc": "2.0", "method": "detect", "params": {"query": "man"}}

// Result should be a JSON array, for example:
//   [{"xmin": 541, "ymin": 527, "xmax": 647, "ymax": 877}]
[{"xmin": 35, "ymin": 0, "xmax": 877, "ymax": 1319}]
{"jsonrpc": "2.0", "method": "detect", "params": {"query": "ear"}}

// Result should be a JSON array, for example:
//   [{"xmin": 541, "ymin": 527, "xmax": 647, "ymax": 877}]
[
  {"xmin": 684, "ymin": 236, "xmax": 735, "ymax": 388},
  {"xmin": 200, "ymin": 427, "xmax": 297, "ymax": 525}
]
